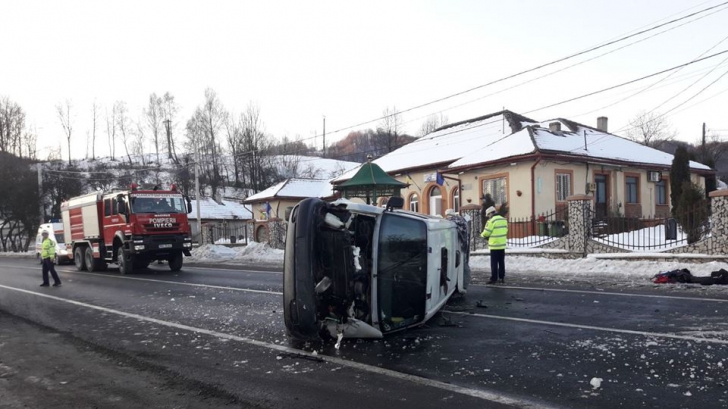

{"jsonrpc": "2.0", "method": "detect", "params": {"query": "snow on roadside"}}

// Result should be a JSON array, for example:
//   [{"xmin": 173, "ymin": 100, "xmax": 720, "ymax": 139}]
[
  {"xmin": 470, "ymin": 255, "xmax": 727, "ymax": 281},
  {"xmin": 0, "ymin": 251, "xmax": 34, "ymax": 259},
  {"xmin": 190, "ymin": 242, "xmax": 283, "ymax": 265}
]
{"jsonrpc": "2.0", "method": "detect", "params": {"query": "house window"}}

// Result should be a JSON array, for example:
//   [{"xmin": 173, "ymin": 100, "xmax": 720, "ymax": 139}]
[
  {"xmin": 409, "ymin": 193, "xmax": 419, "ymax": 213},
  {"xmin": 482, "ymin": 177, "xmax": 507, "ymax": 205},
  {"xmin": 656, "ymin": 179, "xmax": 667, "ymax": 205},
  {"xmin": 556, "ymin": 173, "xmax": 571, "ymax": 202},
  {"xmin": 626, "ymin": 176, "xmax": 639, "ymax": 204},
  {"xmin": 429, "ymin": 186, "xmax": 442, "ymax": 216},
  {"xmin": 452, "ymin": 187, "xmax": 460, "ymax": 212}
]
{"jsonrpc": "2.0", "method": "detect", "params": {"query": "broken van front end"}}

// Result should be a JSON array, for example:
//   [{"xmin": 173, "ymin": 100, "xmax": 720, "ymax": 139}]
[{"xmin": 283, "ymin": 198, "xmax": 465, "ymax": 342}]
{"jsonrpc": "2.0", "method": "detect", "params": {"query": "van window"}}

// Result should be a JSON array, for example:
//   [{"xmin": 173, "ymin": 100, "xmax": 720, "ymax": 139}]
[{"xmin": 104, "ymin": 199, "xmax": 111, "ymax": 216}]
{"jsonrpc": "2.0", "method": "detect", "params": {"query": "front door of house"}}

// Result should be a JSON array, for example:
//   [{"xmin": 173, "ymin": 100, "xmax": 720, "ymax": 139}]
[{"xmin": 595, "ymin": 174, "xmax": 609, "ymax": 218}]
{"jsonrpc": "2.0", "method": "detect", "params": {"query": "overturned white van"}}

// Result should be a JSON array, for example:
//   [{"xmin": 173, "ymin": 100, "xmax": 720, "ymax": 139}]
[{"xmin": 283, "ymin": 197, "xmax": 468, "ymax": 342}]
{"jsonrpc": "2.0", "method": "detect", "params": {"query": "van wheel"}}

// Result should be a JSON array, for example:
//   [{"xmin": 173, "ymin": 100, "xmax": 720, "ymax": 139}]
[
  {"xmin": 117, "ymin": 247, "xmax": 133, "ymax": 275},
  {"xmin": 85, "ymin": 247, "xmax": 107, "ymax": 272},
  {"xmin": 168, "ymin": 252, "xmax": 183, "ymax": 272},
  {"xmin": 74, "ymin": 247, "xmax": 87, "ymax": 271}
]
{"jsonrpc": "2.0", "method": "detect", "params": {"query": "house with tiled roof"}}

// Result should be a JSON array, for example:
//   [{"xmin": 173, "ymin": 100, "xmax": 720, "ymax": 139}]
[{"xmin": 332, "ymin": 110, "xmax": 714, "ymax": 223}]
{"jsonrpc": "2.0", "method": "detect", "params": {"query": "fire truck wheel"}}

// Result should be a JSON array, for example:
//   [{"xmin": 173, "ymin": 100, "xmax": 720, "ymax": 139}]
[
  {"xmin": 168, "ymin": 252, "xmax": 183, "ymax": 272},
  {"xmin": 85, "ymin": 247, "xmax": 107, "ymax": 272},
  {"xmin": 117, "ymin": 247, "xmax": 133, "ymax": 275},
  {"xmin": 74, "ymin": 247, "xmax": 87, "ymax": 271}
]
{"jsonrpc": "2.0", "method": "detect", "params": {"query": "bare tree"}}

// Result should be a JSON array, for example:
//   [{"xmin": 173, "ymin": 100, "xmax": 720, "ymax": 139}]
[
  {"xmin": 23, "ymin": 125, "xmax": 37, "ymax": 160},
  {"xmin": 144, "ymin": 93, "xmax": 163, "ymax": 164},
  {"xmin": 115, "ymin": 101, "xmax": 133, "ymax": 164},
  {"xmin": 0, "ymin": 97, "xmax": 26, "ymax": 157},
  {"xmin": 696, "ymin": 130, "xmax": 728, "ymax": 169},
  {"xmin": 133, "ymin": 119, "xmax": 147, "ymax": 167},
  {"xmin": 105, "ymin": 105, "xmax": 117, "ymax": 160},
  {"xmin": 91, "ymin": 101, "xmax": 99, "ymax": 159},
  {"xmin": 378, "ymin": 106, "xmax": 404, "ymax": 152},
  {"xmin": 418, "ymin": 113, "xmax": 449, "ymax": 136},
  {"xmin": 56, "ymin": 100, "xmax": 74, "ymax": 164},
  {"xmin": 240, "ymin": 102, "xmax": 271, "ymax": 192},
  {"xmin": 185, "ymin": 88, "xmax": 227, "ymax": 198},
  {"xmin": 225, "ymin": 115, "xmax": 243, "ymax": 185},
  {"xmin": 626, "ymin": 111, "xmax": 677, "ymax": 149},
  {"xmin": 161, "ymin": 92, "xmax": 179, "ymax": 162}
]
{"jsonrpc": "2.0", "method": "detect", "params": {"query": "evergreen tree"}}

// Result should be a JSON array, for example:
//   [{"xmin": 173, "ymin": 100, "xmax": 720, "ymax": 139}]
[
  {"xmin": 675, "ymin": 182, "xmax": 708, "ymax": 244},
  {"xmin": 669, "ymin": 145, "xmax": 691, "ymax": 215}
]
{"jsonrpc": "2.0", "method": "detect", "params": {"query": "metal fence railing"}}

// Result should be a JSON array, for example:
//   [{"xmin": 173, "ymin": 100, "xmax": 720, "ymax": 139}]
[
  {"xmin": 462, "ymin": 207, "xmax": 568, "ymax": 251},
  {"xmin": 205, "ymin": 225, "xmax": 250, "ymax": 245},
  {"xmin": 588, "ymin": 204, "xmax": 710, "ymax": 251}
]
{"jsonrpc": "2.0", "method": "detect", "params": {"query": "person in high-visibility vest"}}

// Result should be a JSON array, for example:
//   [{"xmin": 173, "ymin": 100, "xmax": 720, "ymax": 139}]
[
  {"xmin": 39, "ymin": 231, "xmax": 62, "ymax": 287},
  {"xmin": 480, "ymin": 206, "xmax": 508, "ymax": 284}
]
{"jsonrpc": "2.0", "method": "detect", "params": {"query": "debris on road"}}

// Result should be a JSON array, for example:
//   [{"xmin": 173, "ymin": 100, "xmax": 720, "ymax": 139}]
[{"xmin": 590, "ymin": 377, "xmax": 603, "ymax": 389}]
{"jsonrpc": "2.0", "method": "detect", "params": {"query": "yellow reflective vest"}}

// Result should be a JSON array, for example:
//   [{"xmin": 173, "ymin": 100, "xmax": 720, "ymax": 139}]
[
  {"xmin": 480, "ymin": 215, "xmax": 508, "ymax": 250},
  {"xmin": 41, "ymin": 238, "xmax": 56, "ymax": 259}
]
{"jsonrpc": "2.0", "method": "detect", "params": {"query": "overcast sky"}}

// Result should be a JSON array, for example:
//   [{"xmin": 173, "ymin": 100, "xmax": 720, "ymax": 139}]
[{"xmin": 2, "ymin": 0, "xmax": 728, "ymax": 160}]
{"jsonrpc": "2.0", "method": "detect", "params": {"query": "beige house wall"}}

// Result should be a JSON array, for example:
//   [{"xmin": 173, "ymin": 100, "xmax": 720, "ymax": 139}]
[
  {"xmin": 332, "ymin": 161, "xmax": 710, "ymax": 220},
  {"xmin": 249, "ymin": 199, "xmax": 301, "ymax": 221}
]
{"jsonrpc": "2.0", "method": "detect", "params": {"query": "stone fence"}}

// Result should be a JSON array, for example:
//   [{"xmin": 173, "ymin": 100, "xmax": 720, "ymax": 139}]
[{"xmin": 533, "ymin": 190, "xmax": 728, "ymax": 257}]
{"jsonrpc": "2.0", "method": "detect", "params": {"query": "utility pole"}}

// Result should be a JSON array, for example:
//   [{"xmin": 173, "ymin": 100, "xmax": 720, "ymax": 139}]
[
  {"xmin": 37, "ymin": 164, "xmax": 44, "ymax": 224},
  {"xmin": 702, "ymin": 122, "xmax": 707, "ymax": 148},
  {"xmin": 323, "ymin": 115, "xmax": 326, "ymax": 158},
  {"xmin": 194, "ymin": 139, "xmax": 202, "ymax": 241}
]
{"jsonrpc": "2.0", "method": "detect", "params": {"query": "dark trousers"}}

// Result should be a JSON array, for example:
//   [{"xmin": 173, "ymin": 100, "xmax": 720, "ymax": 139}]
[
  {"xmin": 490, "ymin": 249, "xmax": 505, "ymax": 281},
  {"xmin": 42, "ymin": 258, "xmax": 61, "ymax": 285}
]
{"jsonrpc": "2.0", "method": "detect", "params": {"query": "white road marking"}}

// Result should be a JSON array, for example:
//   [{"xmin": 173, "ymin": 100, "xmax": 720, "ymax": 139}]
[
  {"xmin": 0, "ymin": 284, "xmax": 549, "ymax": 409},
  {"xmin": 8, "ymin": 266, "xmax": 282, "ymax": 296},
  {"xmin": 474, "ymin": 284, "xmax": 728, "ymax": 303},
  {"xmin": 448, "ymin": 311, "xmax": 728, "ymax": 345},
  {"xmin": 183, "ymin": 266, "xmax": 282, "ymax": 275}
]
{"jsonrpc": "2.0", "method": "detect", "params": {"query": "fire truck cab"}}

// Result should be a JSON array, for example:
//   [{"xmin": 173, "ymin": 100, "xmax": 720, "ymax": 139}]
[{"xmin": 61, "ymin": 184, "xmax": 193, "ymax": 274}]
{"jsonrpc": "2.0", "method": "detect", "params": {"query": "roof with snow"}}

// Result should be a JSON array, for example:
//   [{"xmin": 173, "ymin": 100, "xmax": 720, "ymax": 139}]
[
  {"xmin": 448, "ymin": 118, "xmax": 711, "ymax": 171},
  {"xmin": 332, "ymin": 110, "xmax": 711, "ymax": 182},
  {"xmin": 332, "ymin": 111, "xmax": 538, "ymax": 182},
  {"xmin": 243, "ymin": 178, "xmax": 335, "ymax": 203},
  {"xmin": 189, "ymin": 197, "xmax": 252, "ymax": 220}
]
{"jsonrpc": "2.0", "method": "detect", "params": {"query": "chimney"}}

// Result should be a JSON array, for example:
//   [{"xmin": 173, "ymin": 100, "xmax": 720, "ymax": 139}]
[
  {"xmin": 549, "ymin": 122, "xmax": 561, "ymax": 133},
  {"xmin": 597, "ymin": 116, "xmax": 608, "ymax": 132}
]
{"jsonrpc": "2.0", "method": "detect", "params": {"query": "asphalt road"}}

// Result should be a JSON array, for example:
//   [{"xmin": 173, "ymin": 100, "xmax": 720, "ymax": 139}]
[{"xmin": 0, "ymin": 258, "xmax": 726, "ymax": 409}]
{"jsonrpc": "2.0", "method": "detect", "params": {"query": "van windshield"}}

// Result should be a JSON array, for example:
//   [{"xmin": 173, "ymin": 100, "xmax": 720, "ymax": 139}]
[
  {"xmin": 54, "ymin": 234, "xmax": 64, "ymax": 244},
  {"xmin": 130, "ymin": 194, "xmax": 186, "ymax": 214}
]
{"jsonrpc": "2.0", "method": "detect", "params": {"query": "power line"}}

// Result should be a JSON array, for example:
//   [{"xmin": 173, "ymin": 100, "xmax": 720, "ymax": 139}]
[
  {"xmin": 305, "ymin": 1, "xmax": 728, "ymax": 141},
  {"xmin": 398, "ymin": 6, "xmax": 728, "ymax": 131},
  {"xmin": 570, "ymin": 32, "xmax": 728, "ymax": 119},
  {"xmin": 523, "ymin": 49, "xmax": 728, "ymax": 115}
]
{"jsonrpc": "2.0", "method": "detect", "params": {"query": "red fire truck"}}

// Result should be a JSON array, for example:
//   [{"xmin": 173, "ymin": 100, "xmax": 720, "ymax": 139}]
[{"xmin": 61, "ymin": 184, "xmax": 193, "ymax": 274}]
